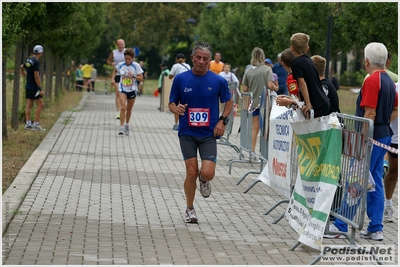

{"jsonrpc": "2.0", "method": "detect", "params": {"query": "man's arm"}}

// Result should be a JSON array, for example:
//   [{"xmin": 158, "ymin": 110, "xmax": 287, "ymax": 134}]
[
  {"xmin": 169, "ymin": 102, "xmax": 187, "ymax": 116},
  {"xmin": 34, "ymin": 71, "xmax": 41, "ymax": 87},
  {"xmin": 106, "ymin": 51, "xmax": 114, "ymax": 66},
  {"xmin": 364, "ymin": 106, "xmax": 376, "ymax": 122},
  {"xmin": 20, "ymin": 64, "xmax": 26, "ymax": 79},
  {"xmin": 214, "ymin": 97, "xmax": 233, "ymax": 137},
  {"xmin": 220, "ymin": 97, "xmax": 234, "ymax": 118}
]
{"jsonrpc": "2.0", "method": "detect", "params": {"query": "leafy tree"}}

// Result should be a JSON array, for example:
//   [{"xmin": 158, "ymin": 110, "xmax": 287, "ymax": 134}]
[
  {"xmin": 108, "ymin": 2, "xmax": 202, "ymax": 76},
  {"xmin": 333, "ymin": 2, "xmax": 398, "ymax": 53},
  {"xmin": 196, "ymin": 3, "xmax": 275, "ymax": 70}
]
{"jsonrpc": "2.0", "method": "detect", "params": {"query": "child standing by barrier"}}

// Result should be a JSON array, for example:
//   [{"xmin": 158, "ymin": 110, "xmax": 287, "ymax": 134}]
[{"xmin": 290, "ymin": 33, "xmax": 330, "ymax": 118}]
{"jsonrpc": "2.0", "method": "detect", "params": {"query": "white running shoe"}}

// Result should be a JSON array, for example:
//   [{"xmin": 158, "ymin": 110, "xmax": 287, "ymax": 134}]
[
  {"xmin": 124, "ymin": 124, "xmax": 130, "ymax": 136},
  {"xmin": 384, "ymin": 206, "xmax": 395, "ymax": 222},
  {"xmin": 250, "ymin": 152, "xmax": 257, "ymax": 161},
  {"xmin": 199, "ymin": 173, "xmax": 211, "ymax": 198},
  {"xmin": 32, "ymin": 124, "xmax": 43, "ymax": 131},
  {"xmin": 323, "ymin": 223, "xmax": 346, "ymax": 239},
  {"xmin": 25, "ymin": 124, "xmax": 32, "ymax": 130},
  {"xmin": 360, "ymin": 230, "xmax": 384, "ymax": 241},
  {"xmin": 185, "ymin": 208, "xmax": 198, "ymax": 223},
  {"xmin": 118, "ymin": 126, "xmax": 125, "ymax": 135}
]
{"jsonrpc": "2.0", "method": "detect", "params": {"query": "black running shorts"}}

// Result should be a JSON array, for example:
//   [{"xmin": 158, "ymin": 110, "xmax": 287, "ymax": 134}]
[
  {"xmin": 25, "ymin": 89, "xmax": 41, "ymax": 100},
  {"xmin": 120, "ymin": 90, "xmax": 137, "ymax": 99},
  {"xmin": 179, "ymin": 135, "xmax": 217, "ymax": 162}
]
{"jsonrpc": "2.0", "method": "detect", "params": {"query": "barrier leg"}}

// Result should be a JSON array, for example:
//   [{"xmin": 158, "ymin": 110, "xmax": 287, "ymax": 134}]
[
  {"xmin": 243, "ymin": 180, "xmax": 262, "ymax": 193},
  {"xmin": 228, "ymin": 159, "xmax": 250, "ymax": 174},
  {"xmin": 264, "ymin": 199, "xmax": 289, "ymax": 215},
  {"xmin": 236, "ymin": 171, "xmax": 260, "ymax": 185},
  {"xmin": 272, "ymin": 211, "xmax": 285, "ymax": 224},
  {"xmin": 289, "ymin": 241, "xmax": 301, "ymax": 251}
]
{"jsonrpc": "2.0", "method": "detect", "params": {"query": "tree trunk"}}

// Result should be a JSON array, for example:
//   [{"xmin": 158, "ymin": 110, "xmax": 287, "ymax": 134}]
[
  {"xmin": 44, "ymin": 49, "xmax": 52, "ymax": 101},
  {"xmin": 11, "ymin": 40, "xmax": 23, "ymax": 129},
  {"xmin": 55, "ymin": 55, "xmax": 63, "ymax": 98},
  {"xmin": 63, "ymin": 58, "xmax": 70, "ymax": 91},
  {"xmin": 2, "ymin": 52, "xmax": 8, "ymax": 140}
]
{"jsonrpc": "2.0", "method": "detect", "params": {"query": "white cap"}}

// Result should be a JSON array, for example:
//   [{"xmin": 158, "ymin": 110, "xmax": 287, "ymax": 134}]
[{"xmin": 33, "ymin": 45, "xmax": 44, "ymax": 54}]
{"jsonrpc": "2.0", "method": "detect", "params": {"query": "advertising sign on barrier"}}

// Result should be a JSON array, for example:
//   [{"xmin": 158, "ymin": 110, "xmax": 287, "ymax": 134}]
[
  {"xmin": 285, "ymin": 113, "xmax": 342, "ymax": 250},
  {"xmin": 258, "ymin": 105, "xmax": 293, "ymax": 197}
]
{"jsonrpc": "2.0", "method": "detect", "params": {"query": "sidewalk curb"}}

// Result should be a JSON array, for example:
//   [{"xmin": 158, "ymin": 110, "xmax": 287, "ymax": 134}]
[{"xmin": 2, "ymin": 93, "xmax": 88, "ymax": 235}]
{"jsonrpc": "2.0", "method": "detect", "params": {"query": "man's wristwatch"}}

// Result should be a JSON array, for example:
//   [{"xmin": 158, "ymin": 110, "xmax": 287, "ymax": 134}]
[{"xmin": 219, "ymin": 115, "xmax": 229, "ymax": 125}]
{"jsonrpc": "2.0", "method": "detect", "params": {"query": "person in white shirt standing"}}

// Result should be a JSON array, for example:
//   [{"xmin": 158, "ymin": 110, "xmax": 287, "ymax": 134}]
[
  {"xmin": 169, "ymin": 53, "xmax": 191, "ymax": 131},
  {"xmin": 111, "ymin": 48, "xmax": 144, "ymax": 136}
]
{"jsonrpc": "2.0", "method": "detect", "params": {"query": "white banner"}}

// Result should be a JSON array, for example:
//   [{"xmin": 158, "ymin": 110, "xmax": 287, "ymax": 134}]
[
  {"xmin": 285, "ymin": 114, "xmax": 342, "ymax": 250},
  {"xmin": 258, "ymin": 105, "xmax": 293, "ymax": 198}
]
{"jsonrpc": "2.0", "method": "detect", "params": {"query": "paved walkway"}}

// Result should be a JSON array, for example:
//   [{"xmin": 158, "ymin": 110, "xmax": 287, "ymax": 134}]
[{"xmin": 2, "ymin": 92, "xmax": 398, "ymax": 265}]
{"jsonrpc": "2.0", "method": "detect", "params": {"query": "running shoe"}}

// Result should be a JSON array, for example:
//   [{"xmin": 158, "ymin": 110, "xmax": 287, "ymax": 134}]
[
  {"xmin": 172, "ymin": 124, "xmax": 179, "ymax": 131},
  {"xmin": 118, "ymin": 126, "xmax": 125, "ymax": 135},
  {"xmin": 116, "ymin": 113, "xmax": 120, "ymax": 120},
  {"xmin": 250, "ymin": 152, "xmax": 257, "ymax": 161},
  {"xmin": 25, "ymin": 124, "xmax": 32, "ymax": 130},
  {"xmin": 185, "ymin": 208, "xmax": 198, "ymax": 223},
  {"xmin": 323, "ymin": 223, "xmax": 346, "ymax": 239},
  {"xmin": 384, "ymin": 206, "xmax": 395, "ymax": 223},
  {"xmin": 32, "ymin": 124, "xmax": 43, "ymax": 131},
  {"xmin": 124, "ymin": 124, "xmax": 130, "ymax": 136},
  {"xmin": 199, "ymin": 173, "xmax": 211, "ymax": 198},
  {"xmin": 360, "ymin": 230, "xmax": 384, "ymax": 241}
]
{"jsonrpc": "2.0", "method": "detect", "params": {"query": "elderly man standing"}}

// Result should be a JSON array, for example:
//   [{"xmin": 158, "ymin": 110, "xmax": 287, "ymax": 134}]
[
  {"xmin": 272, "ymin": 53, "xmax": 289, "ymax": 95},
  {"xmin": 325, "ymin": 42, "xmax": 398, "ymax": 241}
]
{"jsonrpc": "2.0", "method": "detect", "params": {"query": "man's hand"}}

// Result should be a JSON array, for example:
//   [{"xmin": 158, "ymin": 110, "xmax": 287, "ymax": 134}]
[
  {"xmin": 214, "ymin": 120, "xmax": 225, "ymax": 137},
  {"xmin": 175, "ymin": 103, "xmax": 188, "ymax": 116}
]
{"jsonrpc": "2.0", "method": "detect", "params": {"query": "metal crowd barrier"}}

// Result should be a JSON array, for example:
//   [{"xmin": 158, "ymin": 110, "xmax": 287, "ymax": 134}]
[
  {"xmin": 263, "ymin": 105, "xmax": 315, "ymax": 224},
  {"xmin": 227, "ymin": 91, "xmax": 263, "ymax": 179},
  {"xmin": 289, "ymin": 113, "xmax": 375, "ymax": 265},
  {"xmin": 241, "ymin": 87, "xmax": 272, "ymax": 190},
  {"xmin": 217, "ymin": 82, "xmax": 240, "ymax": 153},
  {"xmin": 262, "ymin": 133, "xmax": 299, "ymax": 223}
]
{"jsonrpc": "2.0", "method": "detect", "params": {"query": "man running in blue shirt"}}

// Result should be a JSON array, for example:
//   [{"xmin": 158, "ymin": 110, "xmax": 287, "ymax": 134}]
[{"xmin": 169, "ymin": 42, "xmax": 233, "ymax": 223}]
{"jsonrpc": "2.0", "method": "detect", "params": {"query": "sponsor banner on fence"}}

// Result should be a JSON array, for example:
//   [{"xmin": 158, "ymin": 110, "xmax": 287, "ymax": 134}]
[
  {"xmin": 285, "ymin": 114, "xmax": 342, "ymax": 250},
  {"xmin": 258, "ymin": 105, "xmax": 293, "ymax": 198}
]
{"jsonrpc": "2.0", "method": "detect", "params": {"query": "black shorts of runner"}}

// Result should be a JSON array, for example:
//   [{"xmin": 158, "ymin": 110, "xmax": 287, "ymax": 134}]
[
  {"xmin": 120, "ymin": 90, "xmax": 138, "ymax": 99},
  {"xmin": 114, "ymin": 75, "xmax": 121, "ymax": 83},
  {"xmin": 388, "ymin": 143, "xmax": 398, "ymax": 158},
  {"xmin": 179, "ymin": 135, "xmax": 217, "ymax": 162},
  {"xmin": 25, "ymin": 89, "xmax": 42, "ymax": 100}
]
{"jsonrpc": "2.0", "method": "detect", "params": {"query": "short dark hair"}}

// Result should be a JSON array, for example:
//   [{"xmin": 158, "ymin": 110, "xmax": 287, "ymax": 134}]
[
  {"xmin": 124, "ymin": 48, "xmax": 135, "ymax": 58},
  {"xmin": 280, "ymin": 48, "xmax": 294, "ymax": 67}
]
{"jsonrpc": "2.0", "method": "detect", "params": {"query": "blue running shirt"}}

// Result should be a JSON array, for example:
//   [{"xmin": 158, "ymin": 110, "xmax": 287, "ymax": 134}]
[{"xmin": 169, "ymin": 70, "xmax": 232, "ymax": 138}]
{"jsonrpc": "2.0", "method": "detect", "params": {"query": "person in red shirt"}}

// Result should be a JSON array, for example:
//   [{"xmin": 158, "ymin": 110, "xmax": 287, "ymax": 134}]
[{"xmin": 276, "ymin": 48, "xmax": 300, "ymax": 107}]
